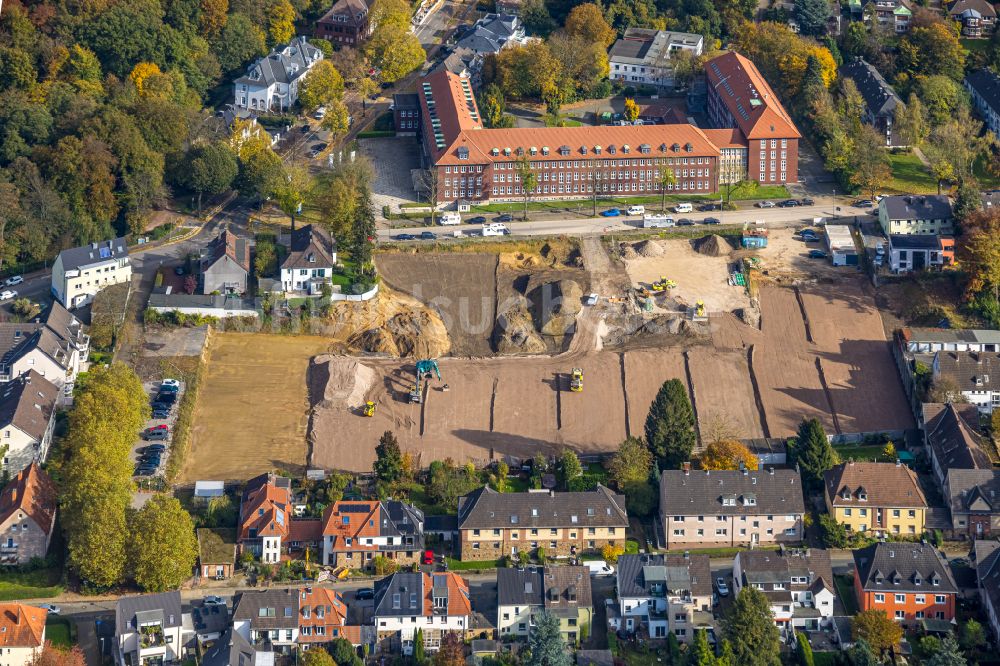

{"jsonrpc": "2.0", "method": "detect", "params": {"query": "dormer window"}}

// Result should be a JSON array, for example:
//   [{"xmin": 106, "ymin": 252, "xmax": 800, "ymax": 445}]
[
  {"xmin": 510, "ymin": 515, "xmax": 519, "ymax": 524},
  {"xmin": 457, "ymin": 146, "xmax": 469, "ymax": 160},
  {"xmin": 914, "ymin": 573, "xmax": 922, "ymax": 586},
  {"xmin": 841, "ymin": 489, "xmax": 851, "ymax": 501},
  {"xmin": 684, "ymin": 143, "xmax": 693, "ymax": 152},
  {"xmin": 932, "ymin": 574, "xmax": 940, "ymax": 586},
  {"xmin": 671, "ymin": 143, "xmax": 680, "ymax": 152},
  {"xmin": 491, "ymin": 148, "xmax": 500, "ymax": 156},
  {"xmin": 608, "ymin": 145, "xmax": 616, "ymax": 154},
  {"xmin": 542, "ymin": 146, "xmax": 549, "ymax": 156},
  {"xmin": 858, "ymin": 491, "xmax": 868, "ymax": 501},
  {"xmin": 529, "ymin": 147, "xmax": 537, "ymax": 156},
  {"xmin": 622, "ymin": 145, "xmax": 630, "ymax": 154},
  {"xmin": 580, "ymin": 146, "xmax": 588, "ymax": 155}
]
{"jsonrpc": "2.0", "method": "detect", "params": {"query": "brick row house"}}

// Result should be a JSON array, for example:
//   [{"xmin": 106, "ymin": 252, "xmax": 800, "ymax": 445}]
[
  {"xmin": 315, "ymin": 0, "xmax": 373, "ymax": 46},
  {"xmin": 975, "ymin": 540, "xmax": 1000, "ymax": 646},
  {"xmin": 853, "ymin": 543, "xmax": 957, "ymax": 626},
  {"xmin": 455, "ymin": 486, "xmax": 628, "ymax": 561}
]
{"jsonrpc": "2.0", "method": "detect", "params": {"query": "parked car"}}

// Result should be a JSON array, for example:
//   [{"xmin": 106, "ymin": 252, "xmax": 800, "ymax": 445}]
[
  {"xmin": 697, "ymin": 203, "xmax": 719, "ymax": 212},
  {"xmin": 703, "ymin": 217, "xmax": 721, "ymax": 225},
  {"xmin": 854, "ymin": 199, "xmax": 874, "ymax": 208},
  {"xmin": 778, "ymin": 199, "xmax": 799, "ymax": 207},
  {"xmin": 157, "ymin": 391, "xmax": 177, "ymax": 405},
  {"xmin": 496, "ymin": 214, "xmax": 514, "ymax": 223},
  {"xmin": 600, "ymin": 208, "xmax": 621, "ymax": 217},
  {"xmin": 756, "ymin": 201, "xmax": 776, "ymax": 208},
  {"xmin": 145, "ymin": 425, "xmax": 169, "ymax": 433},
  {"xmin": 204, "ymin": 596, "xmax": 225, "ymax": 606},
  {"xmin": 313, "ymin": 106, "xmax": 327, "ymax": 120},
  {"xmin": 467, "ymin": 216, "xmax": 487, "ymax": 224},
  {"xmin": 800, "ymin": 198, "xmax": 815, "ymax": 206},
  {"xmin": 355, "ymin": 588, "xmax": 375, "ymax": 600},
  {"xmin": 716, "ymin": 577, "xmax": 730, "ymax": 596},
  {"xmin": 0, "ymin": 290, "xmax": 17, "ymax": 301},
  {"xmin": 141, "ymin": 444, "xmax": 166, "ymax": 454},
  {"xmin": 135, "ymin": 466, "xmax": 158, "ymax": 477},
  {"xmin": 38, "ymin": 604, "xmax": 60, "ymax": 614},
  {"xmin": 393, "ymin": 233, "xmax": 415, "ymax": 241},
  {"xmin": 422, "ymin": 550, "xmax": 435, "ymax": 565},
  {"xmin": 4, "ymin": 276, "xmax": 23, "ymax": 287},
  {"xmin": 808, "ymin": 249, "xmax": 828, "ymax": 259},
  {"xmin": 143, "ymin": 429, "xmax": 169, "ymax": 441},
  {"xmin": 676, "ymin": 219, "xmax": 695, "ymax": 226},
  {"xmin": 799, "ymin": 231, "xmax": 819, "ymax": 242},
  {"xmin": 419, "ymin": 231, "xmax": 437, "ymax": 240},
  {"xmin": 584, "ymin": 561, "xmax": 615, "ymax": 577}
]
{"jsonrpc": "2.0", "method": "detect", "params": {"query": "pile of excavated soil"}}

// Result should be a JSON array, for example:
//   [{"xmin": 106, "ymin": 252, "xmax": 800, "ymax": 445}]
[
  {"xmin": 620, "ymin": 243, "xmax": 639, "ymax": 260},
  {"xmin": 308, "ymin": 355, "xmax": 374, "ymax": 410},
  {"xmin": 532, "ymin": 279, "xmax": 583, "ymax": 337},
  {"xmin": 635, "ymin": 240, "xmax": 665, "ymax": 258},
  {"xmin": 694, "ymin": 234, "xmax": 731, "ymax": 257},
  {"xmin": 326, "ymin": 287, "xmax": 451, "ymax": 358},
  {"xmin": 494, "ymin": 299, "xmax": 547, "ymax": 354}
]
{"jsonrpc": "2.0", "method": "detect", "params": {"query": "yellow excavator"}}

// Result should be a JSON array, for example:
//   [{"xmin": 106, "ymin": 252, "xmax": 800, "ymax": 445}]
[
  {"xmin": 363, "ymin": 401, "xmax": 376, "ymax": 417},
  {"xmin": 570, "ymin": 368, "xmax": 584, "ymax": 392},
  {"xmin": 651, "ymin": 276, "xmax": 677, "ymax": 292}
]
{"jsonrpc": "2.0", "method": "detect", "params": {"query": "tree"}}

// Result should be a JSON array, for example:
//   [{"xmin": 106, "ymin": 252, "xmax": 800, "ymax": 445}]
[
  {"xmin": 330, "ymin": 638, "xmax": 362, "ymax": 666},
  {"xmin": 302, "ymin": 647, "xmax": 336, "ymax": 666},
  {"xmin": 489, "ymin": 460, "xmax": 511, "ymax": 492},
  {"xmin": 926, "ymin": 635, "xmax": 966, "ymax": 666},
  {"xmin": 488, "ymin": 42, "xmax": 562, "ymax": 99},
  {"xmin": 479, "ymin": 84, "xmax": 513, "ymax": 128},
  {"xmin": 526, "ymin": 612, "xmax": 571, "ymax": 666},
  {"xmin": 721, "ymin": 587, "xmax": 781, "ymax": 666},
  {"xmin": 367, "ymin": 24, "xmax": 425, "ymax": 83},
  {"xmin": 819, "ymin": 512, "xmax": 849, "ymax": 548},
  {"xmin": 917, "ymin": 75, "xmax": 968, "ymax": 126},
  {"xmin": 717, "ymin": 639, "xmax": 737, "ymax": 666},
  {"xmin": 959, "ymin": 209, "xmax": 1000, "ymax": 306},
  {"xmin": 199, "ymin": 0, "xmax": 229, "ymax": 38},
  {"xmin": 321, "ymin": 98, "xmax": 352, "ymax": 142},
  {"xmin": 413, "ymin": 628, "xmax": 426, "ymax": 663},
  {"xmin": 701, "ymin": 440, "xmax": 758, "ymax": 471},
  {"xmin": 601, "ymin": 543, "xmax": 625, "ymax": 563},
  {"xmin": 656, "ymin": 162, "xmax": 677, "ymax": 212},
  {"xmin": 514, "ymin": 155, "xmax": 538, "ymax": 221},
  {"xmin": 852, "ymin": 609, "xmax": 903, "ymax": 656},
  {"xmin": 563, "ymin": 4, "xmax": 616, "ymax": 48},
  {"xmin": 349, "ymin": 201, "xmax": 377, "ymax": 269},
  {"xmin": 274, "ymin": 166, "xmax": 310, "ymax": 229},
  {"xmin": 433, "ymin": 632, "xmax": 465, "ymax": 666},
  {"xmin": 959, "ymin": 618, "xmax": 986, "ymax": 651},
  {"xmin": 896, "ymin": 93, "xmax": 930, "ymax": 147},
  {"xmin": 184, "ymin": 142, "xmax": 238, "ymax": 213},
  {"xmin": 898, "ymin": 22, "xmax": 966, "ymax": 80},
  {"xmin": 30, "ymin": 643, "xmax": 86, "ymax": 666},
  {"xmin": 299, "ymin": 61, "xmax": 345, "ymax": 113},
  {"xmin": 795, "ymin": 0, "xmax": 831, "ymax": 35},
  {"xmin": 690, "ymin": 629, "xmax": 717, "ymax": 666},
  {"xmin": 955, "ymin": 178, "xmax": 983, "ymax": 221},
  {"xmin": 623, "ymin": 98, "xmax": 640, "ymax": 123},
  {"xmin": 265, "ymin": 0, "xmax": 296, "ymax": 45},
  {"xmin": 236, "ymin": 142, "xmax": 285, "ymax": 205},
  {"xmin": 372, "ymin": 555, "xmax": 398, "ymax": 575},
  {"xmin": 623, "ymin": 480, "xmax": 657, "ymax": 516},
  {"xmin": 795, "ymin": 632, "xmax": 815, "ymax": 666},
  {"xmin": 374, "ymin": 431, "xmax": 403, "ymax": 484},
  {"xmin": 645, "ymin": 379, "xmax": 696, "ymax": 470},
  {"xmin": 557, "ymin": 449, "xmax": 582, "ymax": 488},
  {"xmin": 847, "ymin": 639, "xmax": 879, "ymax": 666},
  {"xmin": 790, "ymin": 418, "xmax": 836, "ymax": 493},
  {"xmin": 213, "ymin": 13, "xmax": 267, "ymax": 72},
  {"xmin": 609, "ymin": 436, "xmax": 653, "ymax": 487},
  {"xmin": 129, "ymin": 495, "xmax": 198, "ymax": 591},
  {"xmin": 849, "ymin": 125, "xmax": 891, "ymax": 201}
]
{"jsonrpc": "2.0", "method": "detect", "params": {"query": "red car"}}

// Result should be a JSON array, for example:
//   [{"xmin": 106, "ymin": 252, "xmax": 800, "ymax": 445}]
[
  {"xmin": 422, "ymin": 550, "xmax": 434, "ymax": 565},
  {"xmin": 146, "ymin": 425, "xmax": 169, "ymax": 432}
]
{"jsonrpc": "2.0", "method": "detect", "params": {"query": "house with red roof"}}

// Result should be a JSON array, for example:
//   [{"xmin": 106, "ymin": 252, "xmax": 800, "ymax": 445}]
[
  {"xmin": 238, "ymin": 473, "xmax": 293, "ymax": 564},
  {"xmin": 320, "ymin": 499, "xmax": 425, "ymax": 571},
  {"xmin": 372, "ymin": 571, "xmax": 472, "ymax": 655},
  {"xmin": 0, "ymin": 604, "xmax": 46, "ymax": 666},
  {"xmin": 0, "ymin": 463, "xmax": 57, "ymax": 565}
]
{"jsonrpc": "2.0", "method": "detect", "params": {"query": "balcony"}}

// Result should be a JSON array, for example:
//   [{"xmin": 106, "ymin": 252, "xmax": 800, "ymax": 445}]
[{"xmin": 139, "ymin": 626, "xmax": 165, "ymax": 650}]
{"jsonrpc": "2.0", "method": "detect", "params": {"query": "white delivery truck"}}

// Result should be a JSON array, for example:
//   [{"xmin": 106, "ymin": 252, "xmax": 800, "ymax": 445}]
[
  {"xmin": 643, "ymin": 214, "xmax": 674, "ymax": 228},
  {"xmin": 482, "ymin": 223, "xmax": 509, "ymax": 236},
  {"xmin": 674, "ymin": 202, "xmax": 693, "ymax": 213},
  {"xmin": 439, "ymin": 212, "xmax": 462, "ymax": 225},
  {"xmin": 626, "ymin": 205, "xmax": 645, "ymax": 215}
]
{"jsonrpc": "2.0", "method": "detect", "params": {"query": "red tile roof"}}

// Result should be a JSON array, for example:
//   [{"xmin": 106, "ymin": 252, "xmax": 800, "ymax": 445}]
[
  {"xmin": 420, "ymin": 70, "xmax": 483, "ymax": 160},
  {"xmin": 299, "ymin": 587, "xmax": 348, "ymax": 643},
  {"xmin": 702, "ymin": 128, "xmax": 749, "ymax": 149},
  {"xmin": 0, "ymin": 463, "xmax": 56, "ymax": 536},
  {"xmin": 705, "ymin": 51, "xmax": 801, "ymax": 141},
  {"xmin": 321, "ymin": 501, "xmax": 382, "ymax": 551},
  {"xmin": 0, "ymin": 604, "xmax": 46, "ymax": 648},
  {"xmin": 289, "ymin": 519, "xmax": 322, "ymax": 543},
  {"xmin": 424, "ymin": 572, "xmax": 471, "ymax": 617},
  {"xmin": 239, "ymin": 476, "xmax": 291, "ymax": 542}
]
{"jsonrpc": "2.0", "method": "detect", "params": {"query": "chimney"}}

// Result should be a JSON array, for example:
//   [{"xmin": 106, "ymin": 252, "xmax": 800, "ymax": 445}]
[
  {"xmin": 895, "ymin": 459, "xmax": 901, "ymax": 467},
  {"xmin": 682, "ymin": 462, "xmax": 691, "ymax": 475},
  {"xmin": 768, "ymin": 467, "xmax": 774, "ymax": 475}
]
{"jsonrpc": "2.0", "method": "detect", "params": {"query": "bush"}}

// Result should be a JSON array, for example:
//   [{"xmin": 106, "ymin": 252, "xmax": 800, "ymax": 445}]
[{"xmin": 11, "ymin": 298, "xmax": 38, "ymax": 319}]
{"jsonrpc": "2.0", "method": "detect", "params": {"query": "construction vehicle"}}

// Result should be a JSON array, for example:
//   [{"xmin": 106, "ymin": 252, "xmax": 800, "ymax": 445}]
[
  {"xmin": 363, "ymin": 401, "xmax": 376, "ymax": 417},
  {"xmin": 570, "ymin": 368, "xmax": 584, "ymax": 392},
  {"xmin": 651, "ymin": 276, "xmax": 677, "ymax": 292},
  {"xmin": 409, "ymin": 359, "xmax": 442, "ymax": 403},
  {"xmin": 689, "ymin": 300, "xmax": 707, "ymax": 321}
]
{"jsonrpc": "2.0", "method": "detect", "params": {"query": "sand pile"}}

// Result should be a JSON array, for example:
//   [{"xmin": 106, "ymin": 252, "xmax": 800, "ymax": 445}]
[
  {"xmin": 694, "ymin": 235, "xmax": 731, "ymax": 257},
  {"xmin": 309, "ymin": 355, "xmax": 374, "ymax": 409},
  {"xmin": 532, "ymin": 279, "xmax": 583, "ymax": 337},
  {"xmin": 635, "ymin": 240, "xmax": 665, "ymax": 258},
  {"xmin": 619, "ymin": 243, "xmax": 639, "ymax": 260},
  {"xmin": 327, "ymin": 287, "xmax": 451, "ymax": 358},
  {"xmin": 494, "ymin": 297, "xmax": 547, "ymax": 354}
]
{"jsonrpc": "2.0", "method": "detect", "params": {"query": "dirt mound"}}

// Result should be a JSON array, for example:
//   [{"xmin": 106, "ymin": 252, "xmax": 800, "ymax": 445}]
[
  {"xmin": 694, "ymin": 235, "xmax": 731, "ymax": 257},
  {"xmin": 494, "ymin": 298, "xmax": 547, "ymax": 354},
  {"xmin": 327, "ymin": 286, "xmax": 451, "ymax": 358},
  {"xmin": 635, "ymin": 239, "xmax": 665, "ymax": 258},
  {"xmin": 308, "ymin": 355, "xmax": 374, "ymax": 409},
  {"xmin": 531, "ymin": 279, "xmax": 583, "ymax": 338},
  {"xmin": 619, "ymin": 243, "xmax": 639, "ymax": 260}
]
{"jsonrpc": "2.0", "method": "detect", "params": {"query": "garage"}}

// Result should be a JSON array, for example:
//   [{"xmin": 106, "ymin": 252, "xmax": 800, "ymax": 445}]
[{"xmin": 825, "ymin": 225, "xmax": 859, "ymax": 266}]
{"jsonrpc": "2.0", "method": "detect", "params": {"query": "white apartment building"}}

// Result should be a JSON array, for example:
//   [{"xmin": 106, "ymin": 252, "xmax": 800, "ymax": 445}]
[
  {"xmin": 51, "ymin": 238, "xmax": 131, "ymax": 309},
  {"xmin": 609, "ymin": 29, "xmax": 703, "ymax": 89}
]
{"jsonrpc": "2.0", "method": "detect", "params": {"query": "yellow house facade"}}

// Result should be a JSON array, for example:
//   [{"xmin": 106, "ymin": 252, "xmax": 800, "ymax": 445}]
[{"xmin": 824, "ymin": 461, "xmax": 927, "ymax": 537}]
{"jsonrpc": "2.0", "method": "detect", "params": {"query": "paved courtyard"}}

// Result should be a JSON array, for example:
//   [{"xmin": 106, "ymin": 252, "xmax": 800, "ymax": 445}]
[{"xmin": 360, "ymin": 136, "xmax": 421, "ymax": 218}]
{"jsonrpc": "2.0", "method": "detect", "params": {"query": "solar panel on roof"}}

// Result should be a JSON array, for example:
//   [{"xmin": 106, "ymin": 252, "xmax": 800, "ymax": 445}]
[
  {"xmin": 341, "ymin": 504, "xmax": 371, "ymax": 513},
  {"xmin": 99, "ymin": 246, "xmax": 111, "ymax": 259}
]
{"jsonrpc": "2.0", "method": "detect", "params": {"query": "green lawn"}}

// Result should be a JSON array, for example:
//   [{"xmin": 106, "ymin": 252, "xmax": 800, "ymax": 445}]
[
  {"xmin": 832, "ymin": 444, "xmax": 890, "ymax": 462},
  {"xmin": 45, "ymin": 618, "xmax": 73, "ymax": 647},
  {"xmin": 835, "ymin": 574, "xmax": 859, "ymax": 615},
  {"xmin": 666, "ymin": 545, "xmax": 780, "ymax": 558},
  {"xmin": 887, "ymin": 151, "xmax": 938, "ymax": 194},
  {"xmin": 974, "ymin": 154, "xmax": 1000, "ymax": 188},
  {"xmin": 813, "ymin": 652, "xmax": 840, "ymax": 666},
  {"xmin": 0, "ymin": 568, "xmax": 63, "ymax": 601},
  {"xmin": 446, "ymin": 557, "xmax": 502, "ymax": 570},
  {"xmin": 470, "ymin": 186, "xmax": 789, "ymax": 214}
]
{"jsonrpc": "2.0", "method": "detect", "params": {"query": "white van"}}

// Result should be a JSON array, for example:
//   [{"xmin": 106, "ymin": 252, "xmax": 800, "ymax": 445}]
[
  {"xmin": 439, "ymin": 212, "xmax": 461, "ymax": 225},
  {"xmin": 482, "ymin": 223, "xmax": 509, "ymax": 236},
  {"xmin": 674, "ymin": 202, "xmax": 693, "ymax": 213},
  {"xmin": 643, "ymin": 214, "xmax": 674, "ymax": 228},
  {"xmin": 626, "ymin": 205, "xmax": 645, "ymax": 216}
]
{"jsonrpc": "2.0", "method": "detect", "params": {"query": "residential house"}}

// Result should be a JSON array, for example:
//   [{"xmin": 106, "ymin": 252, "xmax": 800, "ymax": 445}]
[
  {"xmin": 115, "ymin": 592, "xmax": 192, "ymax": 666},
  {"xmin": 608, "ymin": 29, "xmax": 704, "ymax": 90},
  {"xmin": 612, "ymin": 553, "xmax": 713, "ymax": 643},
  {"xmin": 238, "ymin": 473, "xmax": 292, "ymax": 564},
  {"xmin": 901, "ymin": 327, "xmax": 1000, "ymax": 354},
  {"xmin": 0, "ymin": 302, "xmax": 90, "ymax": 396},
  {"xmin": 853, "ymin": 542, "xmax": 958, "ymax": 625},
  {"xmin": 887, "ymin": 234, "xmax": 954, "ymax": 273},
  {"xmin": 51, "ymin": 237, "xmax": 131, "ymax": 309},
  {"xmin": 201, "ymin": 230, "xmax": 250, "ymax": 295},
  {"xmin": 496, "ymin": 566, "xmax": 593, "ymax": 645},
  {"xmin": 946, "ymin": 471, "xmax": 1000, "ymax": 539},
  {"xmin": 862, "ymin": 0, "xmax": 915, "ymax": 32},
  {"xmin": 949, "ymin": 0, "xmax": 997, "ymax": 37},
  {"xmin": 932, "ymin": 350, "xmax": 1000, "ymax": 413},
  {"xmin": 922, "ymin": 402, "xmax": 990, "ymax": 490},
  {"xmin": 824, "ymin": 461, "xmax": 927, "ymax": 537},
  {"xmin": 0, "ymin": 463, "xmax": 57, "ymax": 565},
  {"xmin": 456, "ymin": 486, "xmax": 628, "ymax": 561},
  {"xmin": 315, "ymin": 0, "xmax": 373, "ymax": 47},
  {"xmin": 197, "ymin": 528, "xmax": 236, "ymax": 580},
  {"xmin": 452, "ymin": 14, "xmax": 525, "ymax": 86},
  {"xmin": 0, "ymin": 371, "xmax": 58, "ymax": 474},
  {"xmin": 0, "ymin": 604, "xmax": 46, "ymax": 666},
  {"xmin": 280, "ymin": 225, "xmax": 336, "ymax": 296},
  {"xmin": 372, "ymin": 571, "xmax": 471, "ymax": 655},
  {"xmin": 732, "ymin": 549, "xmax": 836, "ymax": 638},
  {"xmin": 202, "ymin": 628, "xmax": 271, "ymax": 666},
  {"xmin": 233, "ymin": 37, "xmax": 323, "ymax": 112},
  {"xmin": 192, "ymin": 601, "xmax": 230, "ymax": 644},
  {"xmin": 974, "ymin": 540, "xmax": 1000, "ymax": 644},
  {"xmin": 659, "ymin": 467, "xmax": 805, "ymax": 548},
  {"xmin": 741, "ymin": 438, "xmax": 788, "ymax": 467},
  {"xmin": 840, "ymin": 58, "xmax": 905, "ymax": 147},
  {"xmin": 878, "ymin": 195, "xmax": 954, "ymax": 236},
  {"xmin": 965, "ymin": 69, "xmax": 1000, "ymax": 136},
  {"xmin": 393, "ymin": 93, "xmax": 421, "ymax": 136},
  {"xmin": 223, "ymin": 106, "xmax": 280, "ymax": 150},
  {"xmin": 320, "ymin": 499, "xmax": 425, "ymax": 570},
  {"xmin": 233, "ymin": 589, "xmax": 300, "ymax": 653},
  {"xmin": 298, "ymin": 586, "xmax": 351, "ymax": 646}
]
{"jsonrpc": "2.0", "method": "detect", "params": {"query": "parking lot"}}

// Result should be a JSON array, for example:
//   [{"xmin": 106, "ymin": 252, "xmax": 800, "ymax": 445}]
[{"xmin": 131, "ymin": 378, "xmax": 184, "ymax": 480}]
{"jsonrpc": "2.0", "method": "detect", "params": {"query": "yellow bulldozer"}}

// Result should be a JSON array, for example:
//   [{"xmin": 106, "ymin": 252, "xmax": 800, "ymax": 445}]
[
  {"xmin": 570, "ymin": 368, "xmax": 584, "ymax": 392},
  {"xmin": 363, "ymin": 401, "xmax": 376, "ymax": 417},
  {"xmin": 650, "ymin": 276, "xmax": 677, "ymax": 292}
]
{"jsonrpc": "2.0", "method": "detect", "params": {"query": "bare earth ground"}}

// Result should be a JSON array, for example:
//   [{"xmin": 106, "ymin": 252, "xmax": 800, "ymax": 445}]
[
  {"xmin": 686, "ymin": 347, "xmax": 764, "ymax": 440},
  {"xmin": 181, "ymin": 333, "xmax": 334, "ymax": 482}
]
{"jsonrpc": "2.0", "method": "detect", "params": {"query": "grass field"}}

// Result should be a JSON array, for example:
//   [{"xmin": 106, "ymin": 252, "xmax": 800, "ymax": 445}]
[
  {"xmin": 0, "ymin": 568, "xmax": 63, "ymax": 601},
  {"xmin": 835, "ymin": 574, "xmax": 859, "ymax": 614},
  {"xmin": 832, "ymin": 444, "xmax": 891, "ymax": 462},
  {"xmin": 45, "ymin": 618, "xmax": 73, "ymax": 647},
  {"xmin": 181, "ymin": 333, "xmax": 334, "ymax": 483},
  {"xmin": 887, "ymin": 151, "xmax": 938, "ymax": 194}
]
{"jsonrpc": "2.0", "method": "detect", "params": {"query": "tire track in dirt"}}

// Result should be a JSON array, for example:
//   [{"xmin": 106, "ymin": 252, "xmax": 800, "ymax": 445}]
[
  {"xmin": 620, "ymin": 353, "xmax": 631, "ymax": 439},
  {"xmin": 794, "ymin": 286, "xmax": 814, "ymax": 344},
  {"xmin": 815, "ymin": 357, "xmax": 842, "ymax": 435},
  {"xmin": 682, "ymin": 351, "xmax": 702, "ymax": 449},
  {"xmin": 747, "ymin": 345, "xmax": 771, "ymax": 438}
]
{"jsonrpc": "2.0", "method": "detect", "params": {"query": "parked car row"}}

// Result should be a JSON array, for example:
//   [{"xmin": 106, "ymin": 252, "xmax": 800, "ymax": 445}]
[
  {"xmin": 757, "ymin": 198, "xmax": 815, "ymax": 209},
  {"xmin": 136, "ymin": 379, "xmax": 181, "ymax": 477}
]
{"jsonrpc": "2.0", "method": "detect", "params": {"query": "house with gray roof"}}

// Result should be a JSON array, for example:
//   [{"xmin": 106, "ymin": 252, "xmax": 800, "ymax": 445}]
[
  {"xmin": 452, "ymin": 14, "xmax": 526, "ymax": 86},
  {"xmin": 949, "ymin": 0, "xmax": 997, "ymax": 37},
  {"xmin": 609, "ymin": 28, "xmax": 704, "ymax": 90},
  {"xmin": 115, "ymin": 592, "xmax": 192, "ymax": 666},
  {"xmin": 233, "ymin": 37, "xmax": 323, "ymax": 113},
  {"xmin": 496, "ymin": 566, "xmax": 593, "ymax": 644},
  {"xmin": 732, "ymin": 549, "xmax": 835, "ymax": 637},
  {"xmin": 975, "ymin": 540, "xmax": 1000, "ymax": 644},
  {"xmin": 456, "ymin": 486, "xmax": 627, "ymax": 561},
  {"xmin": 51, "ymin": 237, "xmax": 130, "ymax": 309},
  {"xmin": 902, "ymin": 326, "xmax": 1000, "ymax": 354},
  {"xmin": 853, "ymin": 542, "xmax": 958, "ymax": 626},
  {"xmin": 202, "ymin": 628, "xmax": 274, "ymax": 666},
  {"xmin": 947, "ymin": 470, "xmax": 1000, "ymax": 539},
  {"xmin": 612, "ymin": 553, "xmax": 713, "ymax": 643},
  {"xmin": 201, "ymin": 230, "xmax": 250, "ymax": 295},
  {"xmin": 232, "ymin": 589, "xmax": 300, "ymax": 652},
  {"xmin": 660, "ymin": 467, "xmax": 805, "ymax": 548},
  {"xmin": 878, "ymin": 195, "xmax": 954, "ymax": 236},
  {"xmin": 923, "ymin": 402, "xmax": 990, "ymax": 489},
  {"xmin": 0, "ymin": 370, "xmax": 58, "ymax": 474},
  {"xmin": 0, "ymin": 302, "xmax": 90, "ymax": 396},
  {"xmin": 931, "ymin": 350, "xmax": 1000, "ymax": 413},
  {"xmin": 840, "ymin": 58, "xmax": 905, "ymax": 147},
  {"xmin": 280, "ymin": 225, "xmax": 336, "ymax": 296},
  {"xmin": 966, "ymin": 69, "xmax": 1000, "ymax": 135}
]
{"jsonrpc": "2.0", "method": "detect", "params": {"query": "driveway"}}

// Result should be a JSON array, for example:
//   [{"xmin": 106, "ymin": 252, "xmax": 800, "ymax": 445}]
[{"xmin": 361, "ymin": 137, "xmax": 422, "ymax": 216}]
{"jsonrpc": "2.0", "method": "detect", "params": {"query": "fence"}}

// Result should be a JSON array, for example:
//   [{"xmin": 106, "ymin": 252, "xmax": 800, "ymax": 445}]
[{"xmin": 329, "ymin": 283, "xmax": 379, "ymax": 302}]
